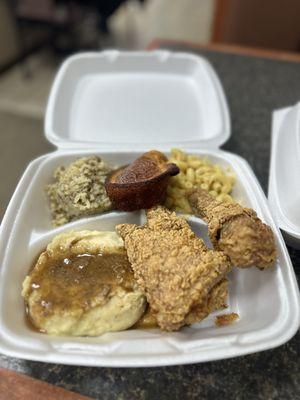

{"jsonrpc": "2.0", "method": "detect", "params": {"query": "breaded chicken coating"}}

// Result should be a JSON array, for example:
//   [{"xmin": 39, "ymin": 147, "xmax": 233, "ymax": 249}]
[
  {"xmin": 188, "ymin": 189, "xmax": 276, "ymax": 269},
  {"xmin": 135, "ymin": 278, "xmax": 229, "ymax": 329},
  {"xmin": 116, "ymin": 206, "xmax": 231, "ymax": 331}
]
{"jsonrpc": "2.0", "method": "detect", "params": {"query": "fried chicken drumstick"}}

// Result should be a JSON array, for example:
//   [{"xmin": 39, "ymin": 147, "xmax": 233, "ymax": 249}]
[
  {"xmin": 188, "ymin": 189, "xmax": 276, "ymax": 269},
  {"xmin": 116, "ymin": 206, "xmax": 231, "ymax": 331}
]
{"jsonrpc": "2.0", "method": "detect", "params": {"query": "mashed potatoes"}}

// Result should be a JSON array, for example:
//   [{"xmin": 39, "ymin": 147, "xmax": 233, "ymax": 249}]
[{"xmin": 22, "ymin": 230, "xmax": 146, "ymax": 336}]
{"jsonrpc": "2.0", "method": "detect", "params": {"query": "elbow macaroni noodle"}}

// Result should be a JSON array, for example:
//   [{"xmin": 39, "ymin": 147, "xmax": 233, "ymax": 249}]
[{"xmin": 165, "ymin": 149, "xmax": 236, "ymax": 213}]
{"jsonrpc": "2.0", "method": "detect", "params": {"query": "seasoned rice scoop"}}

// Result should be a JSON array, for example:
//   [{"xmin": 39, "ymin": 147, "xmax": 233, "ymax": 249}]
[{"xmin": 46, "ymin": 156, "xmax": 113, "ymax": 226}]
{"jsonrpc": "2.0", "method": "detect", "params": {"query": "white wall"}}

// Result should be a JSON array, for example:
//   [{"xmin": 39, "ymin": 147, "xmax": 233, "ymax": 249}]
[{"xmin": 109, "ymin": 0, "xmax": 216, "ymax": 49}]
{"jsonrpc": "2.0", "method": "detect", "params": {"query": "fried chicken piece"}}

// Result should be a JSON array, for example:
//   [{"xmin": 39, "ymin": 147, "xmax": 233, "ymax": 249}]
[
  {"xmin": 135, "ymin": 279, "xmax": 228, "ymax": 329},
  {"xmin": 116, "ymin": 206, "xmax": 231, "ymax": 331},
  {"xmin": 188, "ymin": 189, "xmax": 276, "ymax": 269},
  {"xmin": 184, "ymin": 278, "xmax": 228, "ymax": 325}
]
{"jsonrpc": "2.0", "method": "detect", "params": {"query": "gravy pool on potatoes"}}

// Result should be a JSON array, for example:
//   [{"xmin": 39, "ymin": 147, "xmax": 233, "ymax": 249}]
[
  {"xmin": 22, "ymin": 230, "xmax": 147, "ymax": 336},
  {"xmin": 25, "ymin": 252, "xmax": 158, "ymax": 333},
  {"xmin": 27, "ymin": 252, "xmax": 136, "ymax": 313}
]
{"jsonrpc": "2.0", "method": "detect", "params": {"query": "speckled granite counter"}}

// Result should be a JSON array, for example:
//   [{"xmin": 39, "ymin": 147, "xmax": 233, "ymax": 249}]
[{"xmin": 0, "ymin": 45, "xmax": 299, "ymax": 399}]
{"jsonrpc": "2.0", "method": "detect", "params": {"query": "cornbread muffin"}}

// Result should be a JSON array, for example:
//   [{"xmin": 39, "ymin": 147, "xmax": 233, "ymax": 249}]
[
  {"xmin": 105, "ymin": 150, "xmax": 179, "ymax": 211},
  {"xmin": 22, "ymin": 230, "xmax": 146, "ymax": 336},
  {"xmin": 46, "ymin": 156, "xmax": 113, "ymax": 226}
]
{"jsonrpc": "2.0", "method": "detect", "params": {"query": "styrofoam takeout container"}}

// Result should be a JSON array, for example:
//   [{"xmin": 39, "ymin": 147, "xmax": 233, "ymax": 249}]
[
  {"xmin": 0, "ymin": 51, "xmax": 299, "ymax": 367},
  {"xmin": 269, "ymin": 104, "xmax": 300, "ymax": 249}
]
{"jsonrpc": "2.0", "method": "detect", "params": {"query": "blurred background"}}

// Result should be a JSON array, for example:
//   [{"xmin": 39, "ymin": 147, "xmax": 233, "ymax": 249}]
[
  {"xmin": 1, "ymin": 0, "xmax": 300, "ymax": 120},
  {"xmin": 0, "ymin": 0, "xmax": 300, "ymax": 216}
]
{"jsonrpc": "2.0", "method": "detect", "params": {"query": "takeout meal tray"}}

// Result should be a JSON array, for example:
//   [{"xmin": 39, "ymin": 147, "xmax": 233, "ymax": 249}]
[{"xmin": 0, "ymin": 51, "xmax": 299, "ymax": 367}]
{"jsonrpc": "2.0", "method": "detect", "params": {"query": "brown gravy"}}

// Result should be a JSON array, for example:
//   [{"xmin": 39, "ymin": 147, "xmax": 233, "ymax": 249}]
[
  {"xmin": 25, "ymin": 250, "xmax": 158, "ymax": 332},
  {"xmin": 134, "ymin": 305, "xmax": 158, "ymax": 329},
  {"xmin": 25, "ymin": 252, "xmax": 135, "ymax": 316}
]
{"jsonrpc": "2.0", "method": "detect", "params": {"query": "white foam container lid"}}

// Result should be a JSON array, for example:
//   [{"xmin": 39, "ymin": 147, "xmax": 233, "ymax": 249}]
[
  {"xmin": 45, "ymin": 50, "xmax": 230, "ymax": 150},
  {"xmin": 269, "ymin": 103, "xmax": 300, "ymax": 249},
  {"xmin": 0, "ymin": 51, "xmax": 299, "ymax": 367}
]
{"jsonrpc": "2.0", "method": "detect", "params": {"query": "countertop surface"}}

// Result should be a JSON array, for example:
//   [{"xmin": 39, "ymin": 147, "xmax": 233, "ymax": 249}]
[{"xmin": 0, "ymin": 43, "xmax": 300, "ymax": 399}]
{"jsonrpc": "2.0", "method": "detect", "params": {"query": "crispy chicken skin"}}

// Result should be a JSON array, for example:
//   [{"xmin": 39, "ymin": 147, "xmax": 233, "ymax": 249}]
[
  {"xmin": 116, "ymin": 206, "xmax": 231, "ymax": 331},
  {"xmin": 188, "ymin": 189, "xmax": 277, "ymax": 269},
  {"xmin": 134, "ymin": 278, "xmax": 229, "ymax": 329},
  {"xmin": 184, "ymin": 278, "xmax": 228, "ymax": 325}
]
